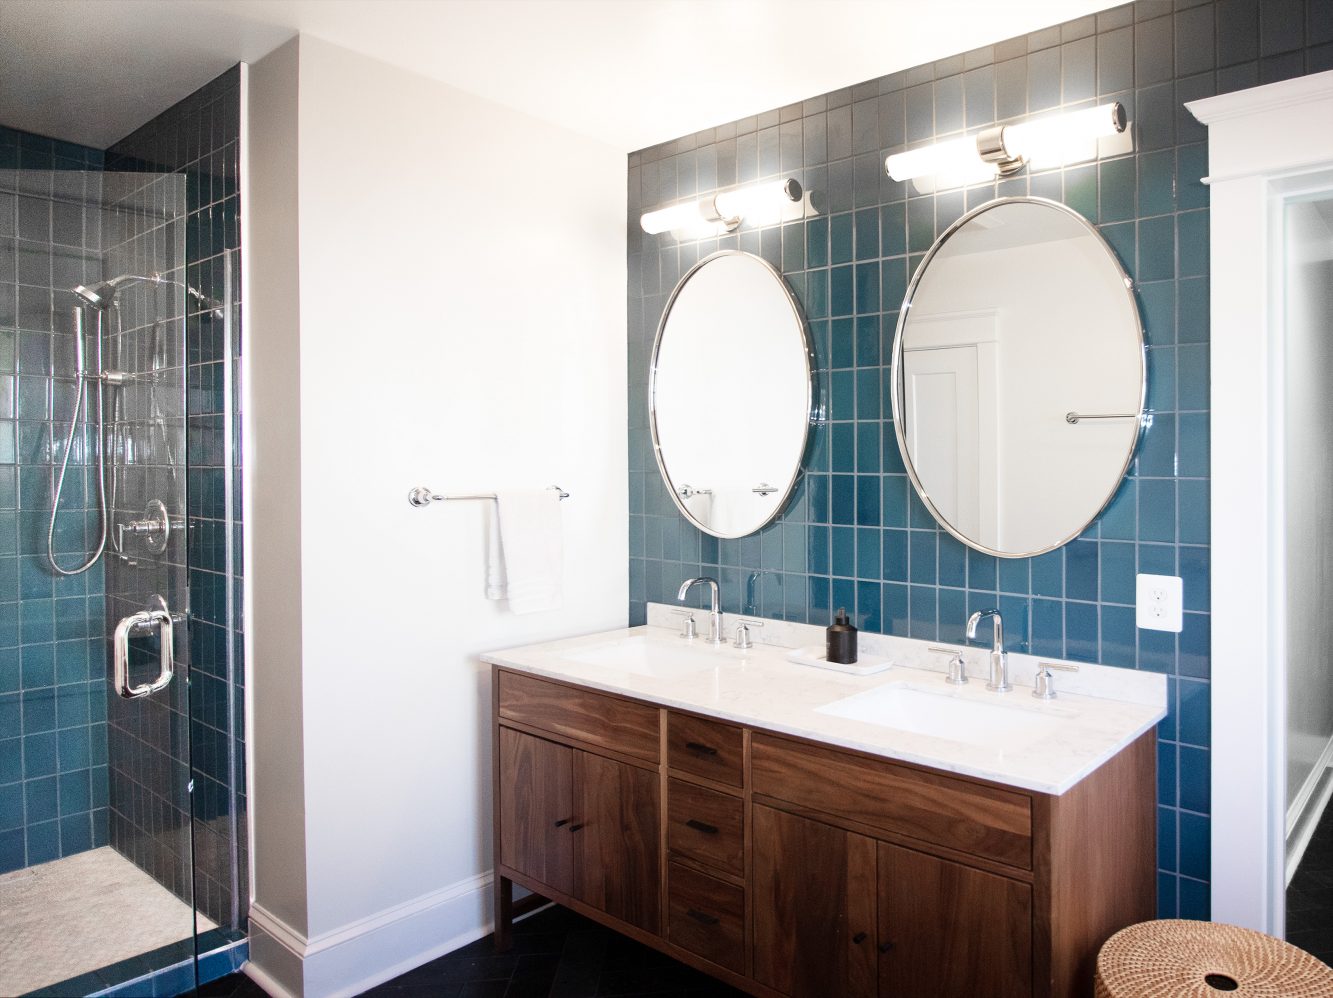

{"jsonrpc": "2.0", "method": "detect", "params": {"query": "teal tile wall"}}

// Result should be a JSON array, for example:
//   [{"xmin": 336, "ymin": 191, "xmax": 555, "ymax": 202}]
[
  {"xmin": 0, "ymin": 126, "xmax": 109, "ymax": 874},
  {"xmin": 626, "ymin": 0, "xmax": 1333, "ymax": 920}
]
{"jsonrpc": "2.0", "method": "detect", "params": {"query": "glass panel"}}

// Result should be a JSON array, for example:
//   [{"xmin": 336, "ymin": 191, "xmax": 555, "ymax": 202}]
[
  {"xmin": 1284, "ymin": 189, "xmax": 1333, "ymax": 961},
  {"xmin": 0, "ymin": 166, "xmax": 198, "ymax": 995}
]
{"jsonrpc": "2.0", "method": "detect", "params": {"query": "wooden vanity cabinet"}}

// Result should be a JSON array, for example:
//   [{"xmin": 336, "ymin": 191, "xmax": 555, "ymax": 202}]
[{"xmin": 492, "ymin": 666, "xmax": 1155, "ymax": 998}]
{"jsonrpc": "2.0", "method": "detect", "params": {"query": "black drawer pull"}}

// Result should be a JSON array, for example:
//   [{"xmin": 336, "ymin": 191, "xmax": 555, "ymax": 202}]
[
  {"xmin": 852, "ymin": 932, "xmax": 867, "ymax": 945},
  {"xmin": 685, "ymin": 819, "xmax": 719, "ymax": 835},
  {"xmin": 568, "ymin": 823, "xmax": 585, "ymax": 832},
  {"xmin": 686, "ymin": 908, "xmax": 719, "ymax": 926},
  {"xmin": 553, "ymin": 818, "xmax": 570, "ymax": 828},
  {"xmin": 879, "ymin": 941, "xmax": 894, "ymax": 954},
  {"xmin": 684, "ymin": 741, "xmax": 718, "ymax": 756}
]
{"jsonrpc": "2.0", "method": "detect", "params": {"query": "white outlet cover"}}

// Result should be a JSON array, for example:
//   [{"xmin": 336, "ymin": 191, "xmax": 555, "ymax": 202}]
[{"xmin": 1136, "ymin": 573, "xmax": 1183, "ymax": 633}]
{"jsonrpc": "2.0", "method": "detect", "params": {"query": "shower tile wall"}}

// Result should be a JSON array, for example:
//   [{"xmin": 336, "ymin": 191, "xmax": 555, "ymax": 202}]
[
  {"xmin": 105, "ymin": 65, "xmax": 245, "ymax": 931},
  {"xmin": 626, "ymin": 0, "xmax": 1333, "ymax": 920},
  {"xmin": 0, "ymin": 127, "xmax": 109, "ymax": 873}
]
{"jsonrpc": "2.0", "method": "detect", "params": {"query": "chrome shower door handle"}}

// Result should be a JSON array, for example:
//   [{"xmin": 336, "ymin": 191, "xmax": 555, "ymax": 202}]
[{"xmin": 113, "ymin": 605, "xmax": 175, "ymax": 699}]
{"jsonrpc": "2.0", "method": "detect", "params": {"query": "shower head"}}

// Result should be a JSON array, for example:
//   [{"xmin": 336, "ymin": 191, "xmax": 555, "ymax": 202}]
[{"xmin": 71, "ymin": 273, "xmax": 162, "ymax": 311}]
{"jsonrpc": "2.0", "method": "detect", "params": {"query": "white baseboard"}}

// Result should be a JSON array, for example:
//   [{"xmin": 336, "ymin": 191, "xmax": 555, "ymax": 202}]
[
  {"xmin": 247, "ymin": 871, "xmax": 495, "ymax": 998},
  {"xmin": 1286, "ymin": 734, "xmax": 1333, "ymax": 884}
]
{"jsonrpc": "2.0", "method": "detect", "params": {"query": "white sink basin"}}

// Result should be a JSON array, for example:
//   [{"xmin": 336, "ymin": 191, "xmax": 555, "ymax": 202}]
[
  {"xmin": 816, "ymin": 683, "xmax": 1066, "ymax": 749},
  {"xmin": 563, "ymin": 635, "xmax": 721, "ymax": 679}
]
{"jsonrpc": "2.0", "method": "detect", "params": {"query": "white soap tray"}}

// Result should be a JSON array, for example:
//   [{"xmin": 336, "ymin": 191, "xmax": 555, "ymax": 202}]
[{"xmin": 786, "ymin": 645, "xmax": 893, "ymax": 676}]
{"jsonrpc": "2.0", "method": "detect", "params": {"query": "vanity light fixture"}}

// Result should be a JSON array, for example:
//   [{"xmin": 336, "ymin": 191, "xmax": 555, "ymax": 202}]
[
  {"xmin": 640, "ymin": 178, "xmax": 804, "ymax": 237},
  {"xmin": 886, "ymin": 102, "xmax": 1128, "ymax": 188}
]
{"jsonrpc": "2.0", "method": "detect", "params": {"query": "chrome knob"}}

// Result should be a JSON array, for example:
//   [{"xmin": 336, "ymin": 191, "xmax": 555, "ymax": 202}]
[
  {"xmin": 1032, "ymin": 667, "xmax": 1057, "ymax": 700},
  {"xmin": 945, "ymin": 653, "xmax": 968, "ymax": 686}
]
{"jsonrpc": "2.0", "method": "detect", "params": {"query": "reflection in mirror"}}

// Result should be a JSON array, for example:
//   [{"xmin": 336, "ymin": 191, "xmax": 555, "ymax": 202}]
[
  {"xmin": 651, "ymin": 252, "xmax": 813, "ymax": 538},
  {"xmin": 891, "ymin": 198, "xmax": 1144, "ymax": 557}
]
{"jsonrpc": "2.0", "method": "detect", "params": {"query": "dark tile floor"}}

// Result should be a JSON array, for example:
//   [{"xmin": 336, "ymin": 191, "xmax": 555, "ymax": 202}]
[
  {"xmin": 196, "ymin": 905, "xmax": 747, "ymax": 997},
  {"xmin": 1288, "ymin": 801, "xmax": 1333, "ymax": 966}
]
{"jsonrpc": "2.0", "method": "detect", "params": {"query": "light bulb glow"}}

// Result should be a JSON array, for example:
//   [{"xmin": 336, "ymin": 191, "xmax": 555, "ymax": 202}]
[{"xmin": 639, "ymin": 179, "xmax": 804, "ymax": 236}]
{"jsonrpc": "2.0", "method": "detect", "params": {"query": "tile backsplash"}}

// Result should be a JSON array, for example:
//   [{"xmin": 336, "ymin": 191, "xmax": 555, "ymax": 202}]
[{"xmin": 627, "ymin": 0, "xmax": 1333, "ymax": 920}]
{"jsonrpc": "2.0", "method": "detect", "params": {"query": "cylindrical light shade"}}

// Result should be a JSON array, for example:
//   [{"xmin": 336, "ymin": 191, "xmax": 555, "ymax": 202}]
[{"xmin": 1002, "ymin": 102, "xmax": 1126, "ymax": 169}]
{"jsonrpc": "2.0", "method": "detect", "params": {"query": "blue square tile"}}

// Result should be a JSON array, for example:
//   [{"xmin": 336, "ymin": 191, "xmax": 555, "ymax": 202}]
[
  {"xmin": 1178, "ymin": 875, "xmax": 1209, "ymax": 921},
  {"xmin": 807, "ymin": 525, "xmax": 829, "ymax": 575},
  {"xmin": 882, "ymin": 475, "xmax": 909, "ymax": 528},
  {"xmin": 1178, "ymin": 344, "xmax": 1208, "ymax": 410},
  {"xmin": 1031, "ymin": 550, "xmax": 1064, "ymax": 598},
  {"xmin": 937, "ymin": 589, "xmax": 967, "ymax": 645},
  {"xmin": 967, "ymin": 549, "xmax": 997, "ymax": 592},
  {"xmin": 831, "ymin": 525, "xmax": 855, "ymax": 576},
  {"xmin": 880, "ymin": 203, "xmax": 906, "ymax": 258},
  {"xmin": 830, "ymin": 265, "xmax": 854, "ymax": 316},
  {"xmin": 996, "ymin": 57, "xmax": 1027, "ymax": 119},
  {"xmin": 997, "ymin": 594, "xmax": 1030, "ymax": 653},
  {"xmin": 832, "ymin": 578, "xmax": 856, "ymax": 621},
  {"xmin": 854, "ymin": 208, "xmax": 878, "ymax": 261},
  {"xmin": 830, "ymin": 317, "xmax": 855, "ymax": 369},
  {"xmin": 1098, "ymin": 27, "xmax": 1134, "ymax": 95},
  {"xmin": 908, "ymin": 584, "xmax": 937, "ymax": 639},
  {"xmin": 25, "ymin": 818, "xmax": 58, "ymax": 864},
  {"xmin": 831, "ymin": 212, "xmax": 854, "ymax": 265},
  {"xmin": 1179, "ymin": 744, "xmax": 1209, "ymax": 814},
  {"xmin": 1177, "ymin": 277, "xmax": 1208, "ymax": 344},
  {"xmin": 1178, "ymin": 480, "xmax": 1208, "ymax": 546},
  {"xmin": 857, "ymin": 581, "xmax": 882, "ymax": 632},
  {"xmin": 1065, "ymin": 601, "xmax": 1099, "ymax": 662},
  {"xmin": 856, "ymin": 475, "xmax": 880, "ymax": 526},
  {"xmin": 1101, "ymin": 604, "xmax": 1137, "ymax": 668},
  {"xmin": 1137, "ymin": 542, "xmax": 1176, "ymax": 579},
  {"xmin": 808, "ymin": 577, "xmax": 831, "ymax": 622},
  {"xmin": 1063, "ymin": 37, "xmax": 1096, "ymax": 103},
  {"xmin": 909, "ymin": 530, "xmax": 937, "ymax": 585},
  {"xmin": 855, "ymin": 368, "xmax": 880, "ymax": 420},
  {"xmin": 1158, "ymin": 740, "xmax": 1178, "ymax": 807},
  {"xmin": 856, "ymin": 527, "xmax": 880, "ymax": 578},
  {"xmin": 1140, "ymin": 628, "xmax": 1176, "ymax": 674},
  {"xmin": 1136, "ymin": 82, "xmax": 1177, "ymax": 151},
  {"xmin": 964, "ymin": 66, "xmax": 995, "ymax": 128},
  {"xmin": 855, "ymin": 262, "xmax": 879, "ymax": 315},
  {"xmin": 1158, "ymin": 805, "xmax": 1178, "ymax": 874},
  {"xmin": 938, "ymin": 535, "xmax": 966, "ymax": 589},
  {"xmin": 1157, "ymin": 872, "xmax": 1179, "ymax": 919},
  {"xmin": 1138, "ymin": 214, "xmax": 1175, "ymax": 282},
  {"xmin": 1138, "ymin": 479, "xmax": 1176, "ymax": 543},
  {"xmin": 1178, "ymin": 210, "xmax": 1208, "ymax": 278},
  {"xmin": 883, "ymin": 529, "xmax": 908, "ymax": 579},
  {"xmin": 881, "ymin": 257, "xmax": 909, "ymax": 312},
  {"xmin": 806, "ymin": 216, "xmax": 829, "ymax": 267},
  {"xmin": 1065, "ymin": 540, "xmax": 1098, "ymax": 602},
  {"xmin": 1179, "ymin": 545, "xmax": 1209, "ymax": 612},
  {"xmin": 882, "ymin": 582, "xmax": 909, "ymax": 635},
  {"xmin": 1178, "ymin": 678, "xmax": 1210, "ymax": 748},
  {"xmin": 1031, "ymin": 598, "xmax": 1063, "ymax": 658},
  {"xmin": 998, "ymin": 557, "xmax": 1029, "ymax": 595},
  {"xmin": 856, "ymin": 421, "xmax": 880, "ymax": 474}
]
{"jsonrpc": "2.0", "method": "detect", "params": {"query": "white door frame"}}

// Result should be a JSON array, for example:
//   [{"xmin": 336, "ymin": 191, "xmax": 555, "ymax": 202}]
[{"xmin": 1188, "ymin": 70, "xmax": 1333, "ymax": 934}]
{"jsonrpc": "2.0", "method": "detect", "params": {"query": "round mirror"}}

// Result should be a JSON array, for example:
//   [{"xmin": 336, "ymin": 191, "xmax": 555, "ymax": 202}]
[
  {"xmin": 651, "ymin": 251, "xmax": 813, "ymax": 538},
  {"xmin": 890, "ymin": 197, "xmax": 1144, "ymax": 558}
]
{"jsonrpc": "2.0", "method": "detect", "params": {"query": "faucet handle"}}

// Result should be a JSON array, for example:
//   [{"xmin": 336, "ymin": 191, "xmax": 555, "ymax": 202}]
[
  {"xmin": 930, "ymin": 646, "xmax": 968, "ymax": 685},
  {"xmin": 671, "ymin": 609, "xmax": 697, "ymax": 640},
  {"xmin": 1032, "ymin": 665, "xmax": 1057, "ymax": 700},
  {"xmin": 733, "ymin": 618, "xmax": 765, "ymax": 649}
]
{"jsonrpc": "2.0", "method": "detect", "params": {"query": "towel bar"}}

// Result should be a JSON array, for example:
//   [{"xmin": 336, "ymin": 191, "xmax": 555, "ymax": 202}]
[{"xmin": 408, "ymin": 485, "xmax": 569, "ymax": 508}]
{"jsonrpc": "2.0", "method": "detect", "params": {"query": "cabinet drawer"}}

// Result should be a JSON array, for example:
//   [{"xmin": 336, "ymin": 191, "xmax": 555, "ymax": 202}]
[
  {"xmin": 498, "ymin": 671, "xmax": 659, "ymax": 763},
  {"xmin": 667, "ymin": 712, "xmax": 743, "ymax": 787},
  {"xmin": 751, "ymin": 733, "xmax": 1032, "ymax": 869},
  {"xmin": 667, "ymin": 778, "xmax": 744, "ymax": 876},
  {"xmin": 667, "ymin": 861, "xmax": 745, "ymax": 974}
]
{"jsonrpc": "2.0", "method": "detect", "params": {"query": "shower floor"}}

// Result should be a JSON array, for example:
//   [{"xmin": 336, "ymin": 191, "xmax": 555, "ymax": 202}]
[{"xmin": 0, "ymin": 847, "xmax": 215, "ymax": 995}]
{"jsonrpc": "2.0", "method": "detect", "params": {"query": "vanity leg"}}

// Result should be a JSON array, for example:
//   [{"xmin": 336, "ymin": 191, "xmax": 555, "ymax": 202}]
[{"xmin": 495, "ymin": 874, "xmax": 514, "ymax": 952}]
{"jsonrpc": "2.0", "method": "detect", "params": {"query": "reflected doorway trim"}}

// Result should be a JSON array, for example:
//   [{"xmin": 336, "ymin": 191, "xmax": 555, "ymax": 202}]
[{"xmin": 1189, "ymin": 69, "xmax": 1333, "ymax": 936}]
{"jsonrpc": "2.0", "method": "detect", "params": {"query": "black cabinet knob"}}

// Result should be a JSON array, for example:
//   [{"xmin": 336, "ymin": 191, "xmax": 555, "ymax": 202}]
[
  {"xmin": 553, "ymin": 818, "xmax": 570, "ymax": 827},
  {"xmin": 568, "ymin": 822, "xmax": 585, "ymax": 832},
  {"xmin": 684, "ymin": 741, "xmax": 718, "ymax": 756},
  {"xmin": 685, "ymin": 819, "xmax": 719, "ymax": 835},
  {"xmin": 852, "ymin": 932, "xmax": 868, "ymax": 945},
  {"xmin": 878, "ymin": 941, "xmax": 894, "ymax": 954}
]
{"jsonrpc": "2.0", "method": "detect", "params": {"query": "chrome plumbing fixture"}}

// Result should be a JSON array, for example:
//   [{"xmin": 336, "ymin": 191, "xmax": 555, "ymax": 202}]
[
  {"xmin": 733, "ymin": 618, "xmax": 765, "ymax": 650},
  {"xmin": 677, "ymin": 576, "xmax": 723, "ymax": 646},
  {"xmin": 965, "ymin": 608, "xmax": 1012, "ymax": 693},
  {"xmin": 671, "ymin": 609, "xmax": 698, "ymax": 640},
  {"xmin": 930, "ymin": 646, "xmax": 969, "ymax": 685}
]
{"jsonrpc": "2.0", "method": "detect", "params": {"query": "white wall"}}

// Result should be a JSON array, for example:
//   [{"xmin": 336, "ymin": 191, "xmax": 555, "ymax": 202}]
[
  {"xmin": 245, "ymin": 36, "xmax": 627, "ymax": 998},
  {"xmin": 1284, "ymin": 204, "xmax": 1333, "ymax": 816}
]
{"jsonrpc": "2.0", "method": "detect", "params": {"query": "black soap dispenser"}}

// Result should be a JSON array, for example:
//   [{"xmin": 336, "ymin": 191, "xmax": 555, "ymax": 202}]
[{"xmin": 827, "ymin": 608, "xmax": 858, "ymax": 665}]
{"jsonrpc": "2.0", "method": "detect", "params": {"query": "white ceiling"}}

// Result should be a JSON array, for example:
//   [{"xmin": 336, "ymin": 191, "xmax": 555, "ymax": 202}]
[{"xmin": 1, "ymin": 0, "xmax": 1124, "ymax": 153}]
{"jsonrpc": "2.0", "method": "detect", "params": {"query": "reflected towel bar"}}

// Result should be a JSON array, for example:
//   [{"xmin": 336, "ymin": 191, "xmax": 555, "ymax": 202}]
[
  {"xmin": 408, "ymin": 485, "xmax": 569, "ymax": 508},
  {"xmin": 1065, "ymin": 411, "xmax": 1140, "ymax": 424}
]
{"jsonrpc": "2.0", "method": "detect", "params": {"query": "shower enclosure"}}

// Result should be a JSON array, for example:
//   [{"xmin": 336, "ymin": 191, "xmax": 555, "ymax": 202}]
[{"xmin": 1, "ymin": 84, "xmax": 245, "ymax": 998}]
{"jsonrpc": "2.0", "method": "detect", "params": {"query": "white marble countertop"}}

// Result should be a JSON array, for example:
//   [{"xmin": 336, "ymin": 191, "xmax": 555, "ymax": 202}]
[{"xmin": 482, "ymin": 607, "xmax": 1167, "ymax": 796}]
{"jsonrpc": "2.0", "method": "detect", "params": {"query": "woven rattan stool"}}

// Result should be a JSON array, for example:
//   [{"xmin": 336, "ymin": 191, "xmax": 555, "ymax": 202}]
[{"xmin": 1094, "ymin": 919, "xmax": 1333, "ymax": 997}]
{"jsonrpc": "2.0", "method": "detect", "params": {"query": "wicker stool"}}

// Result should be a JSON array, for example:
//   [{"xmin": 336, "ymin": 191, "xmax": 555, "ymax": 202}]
[{"xmin": 1094, "ymin": 919, "xmax": 1333, "ymax": 997}]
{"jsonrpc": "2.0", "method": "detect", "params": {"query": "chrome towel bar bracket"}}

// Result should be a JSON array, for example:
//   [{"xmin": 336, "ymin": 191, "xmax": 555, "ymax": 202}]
[{"xmin": 408, "ymin": 485, "xmax": 569, "ymax": 507}]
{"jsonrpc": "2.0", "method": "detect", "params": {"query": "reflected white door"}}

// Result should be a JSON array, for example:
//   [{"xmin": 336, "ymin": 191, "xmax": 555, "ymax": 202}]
[{"xmin": 903, "ymin": 345, "xmax": 981, "ymax": 539}]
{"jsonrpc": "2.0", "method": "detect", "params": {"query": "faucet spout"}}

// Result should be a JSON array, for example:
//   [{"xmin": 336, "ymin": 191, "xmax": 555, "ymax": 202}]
[
  {"xmin": 678, "ymin": 577, "xmax": 723, "ymax": 645},
  {"xmin": 966, "ymin": 608, "xmax": 1012, "ymax": 693}
]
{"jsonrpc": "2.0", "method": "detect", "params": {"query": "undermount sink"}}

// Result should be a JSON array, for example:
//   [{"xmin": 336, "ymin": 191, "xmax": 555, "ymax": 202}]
[
  {"xmin": 816, "ymin": 683, "xmax": 1066, "ymax": 749},
  {"xmin": 562, "ymin": 635, "xmax": 722, "ymax": 679}
]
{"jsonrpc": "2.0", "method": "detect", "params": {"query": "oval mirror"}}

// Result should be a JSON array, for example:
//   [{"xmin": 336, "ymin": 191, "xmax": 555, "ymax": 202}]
[
  {"xmin": 651, "ymin": 251, "xmax": 813, "ymax": 539},
  {"xmin": 890, "ymin": 197, "xmax": 1144, "ymax": 558}
]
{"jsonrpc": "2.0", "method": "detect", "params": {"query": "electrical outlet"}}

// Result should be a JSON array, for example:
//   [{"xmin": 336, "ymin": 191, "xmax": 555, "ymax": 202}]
[{"xmin": 1136, "ymin": 574, "xmax": 1183, "ymax": 633}]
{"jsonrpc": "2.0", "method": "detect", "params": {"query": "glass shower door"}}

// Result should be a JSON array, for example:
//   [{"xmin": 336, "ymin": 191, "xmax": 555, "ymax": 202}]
[{"xmin": 0, "ymin": 163, "xmax": 199, "ymax": 996}]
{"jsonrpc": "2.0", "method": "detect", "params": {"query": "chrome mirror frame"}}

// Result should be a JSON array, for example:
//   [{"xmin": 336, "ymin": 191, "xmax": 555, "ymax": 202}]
[
  {"xmin": 888, "ymin": 196, "xmax": 1147, "ymax": 559},
  {"xmin": 648, "ymin": 250, "xmax": 817, "ymax": 540}
]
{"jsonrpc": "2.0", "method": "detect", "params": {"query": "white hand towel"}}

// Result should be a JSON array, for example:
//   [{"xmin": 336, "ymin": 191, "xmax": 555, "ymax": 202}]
[{"xmin": 486, "ymin": 489, "xmax": 563, "ymax": 614}]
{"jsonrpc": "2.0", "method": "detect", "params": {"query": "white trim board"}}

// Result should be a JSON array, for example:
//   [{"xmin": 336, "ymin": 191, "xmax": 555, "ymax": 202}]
[
  {"xmin": 1287, "ymin": 739, "xmax": 1333, "ymax": 886},
  {"xmin": 1188, "ymin": 69, "xmax": 1333, "ymax": 935},
  {"xmin": 247, "ymin": 872, "xmax": 493, "ymax": 998}
]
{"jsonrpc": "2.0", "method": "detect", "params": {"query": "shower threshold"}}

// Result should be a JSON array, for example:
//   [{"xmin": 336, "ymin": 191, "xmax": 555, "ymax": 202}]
[{"xmin": 0, "ymin": 847, "xmax": 215, "ymax": 996}]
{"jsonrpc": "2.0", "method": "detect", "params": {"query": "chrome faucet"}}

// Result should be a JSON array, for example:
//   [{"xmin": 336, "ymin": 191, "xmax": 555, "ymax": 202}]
[
  {"xmin": 677, "ymin": 577, "xmax": 723, "ymax": 645},
  {"xmin": 966, "ymin": 608, "xmax": 1012, "ymax": 693}
]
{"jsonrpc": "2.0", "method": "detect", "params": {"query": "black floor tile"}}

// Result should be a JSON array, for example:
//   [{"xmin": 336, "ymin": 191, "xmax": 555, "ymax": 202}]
[
  {"xmin": 1289, "ymin": 799, "xmax": 1333, "ymax": 962},
  {"xmin": 200, "ymin": 905, "xmax": 747, "ymax": 998}
]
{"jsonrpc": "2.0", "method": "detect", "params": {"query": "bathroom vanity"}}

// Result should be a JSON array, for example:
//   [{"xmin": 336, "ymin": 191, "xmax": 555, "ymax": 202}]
[{"xmin": 485, "ymin": 619, "xmax": 1163, "ymax": 998}]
